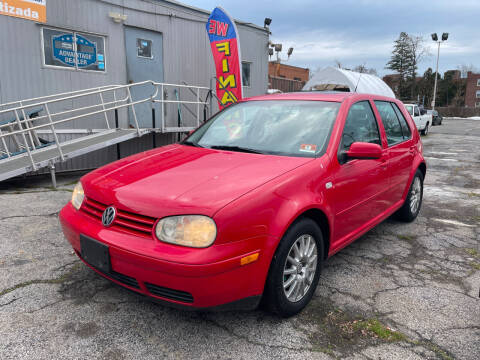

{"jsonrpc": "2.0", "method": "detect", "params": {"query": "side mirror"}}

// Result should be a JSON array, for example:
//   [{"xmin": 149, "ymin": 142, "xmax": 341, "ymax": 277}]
[{"xmin": 346, "ymin": 142, "xmax": 382, "ymax": 160}]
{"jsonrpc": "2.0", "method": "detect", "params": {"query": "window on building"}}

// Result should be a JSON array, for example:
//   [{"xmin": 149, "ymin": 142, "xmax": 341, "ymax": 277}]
[
  {"xmin": 42, "ymin": 27, "xmax": 106, "ymax": 72},
  {"xmin": 294, "ymin": 77, "xmax": 301, "ymax": 81},
  {"xmin": 477, "ymin": 79, "xmax": 480, "ymax": 86},
  {"xmin": 476, "ymin": 102, "xmax": 480, "ymax": 108},
  {"xmin": 242, "ymin": 62, "xmax": 251, "ymax": 87},
  {"xmin": 476, "ymin": 90, "xmax": 480, "ymax": 98},
  {"xmin": 137, "ymin": 39, "xmax": 152, "ymax": 58},
  {"xmin": 341, "ymin": 101, "xmax": 381, "ymax": 151}
]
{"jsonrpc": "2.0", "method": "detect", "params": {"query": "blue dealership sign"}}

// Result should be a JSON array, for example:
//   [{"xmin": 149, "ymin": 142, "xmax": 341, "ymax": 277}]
[{"xmin": 52, "ymin": 34, "xmax": 97, "ymax": 68}]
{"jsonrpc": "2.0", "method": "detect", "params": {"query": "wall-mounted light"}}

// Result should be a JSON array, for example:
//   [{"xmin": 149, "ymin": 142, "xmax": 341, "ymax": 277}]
[
  {"xmin": 109, "ymin": 12, "xmax": 127, "ymax": 23},
  {"xmin": 264, "ymin": 17, "xmax": 272, "ymax": 28}
]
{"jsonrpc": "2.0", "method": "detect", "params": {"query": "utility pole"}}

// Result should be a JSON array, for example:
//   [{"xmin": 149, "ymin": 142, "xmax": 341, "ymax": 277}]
[{"xmin": 431, "ymin": 33, "xmax": 448, "ymax": 110}]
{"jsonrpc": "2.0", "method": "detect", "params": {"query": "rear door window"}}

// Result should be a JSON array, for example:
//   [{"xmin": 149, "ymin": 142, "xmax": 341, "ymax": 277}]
[
  {"xmin": 340, "ymin": 101, "xmax": 381, "ymax": 151},
  {"xmin": 374, "ymin": 101, "xmax": 404, "ymax": 146},
  {"xmin": 391, "ymin": 103, "xmax": 412, "ymax": 140}
]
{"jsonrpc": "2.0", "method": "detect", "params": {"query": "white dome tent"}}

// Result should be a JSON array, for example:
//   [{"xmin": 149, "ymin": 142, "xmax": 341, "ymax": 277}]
[{"xmin": 303, "ymin": 66, "xmax": 395, "ymax": 98}]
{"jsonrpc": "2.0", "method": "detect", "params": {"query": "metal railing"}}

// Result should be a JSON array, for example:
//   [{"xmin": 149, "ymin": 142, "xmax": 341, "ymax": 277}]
[
  {"xmin": 0, "ymin": 80, "xmax": 212, "ymax": 172},
  {"xmin": 151, "ymin": 82, "xmax": 211, "ymax": 133}
]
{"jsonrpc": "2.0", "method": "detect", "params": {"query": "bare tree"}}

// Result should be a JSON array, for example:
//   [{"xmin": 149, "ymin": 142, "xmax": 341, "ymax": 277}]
[
  {"xmin": 408, "ymin": 35, "xmax": 429, "ymax": 98},
  {"xmin": 457, "ymin": 64, "xmax": 478, "ymax": 78},
  {"xmin": 353, "ymin": 64, "xmax": 378, "ymax": 76}
]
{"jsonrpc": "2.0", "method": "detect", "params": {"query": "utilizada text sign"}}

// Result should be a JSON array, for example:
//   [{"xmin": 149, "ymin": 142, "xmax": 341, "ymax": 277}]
[{"xmin": 0, "ymin": 0, "xmax": 46, "ymax": 23}]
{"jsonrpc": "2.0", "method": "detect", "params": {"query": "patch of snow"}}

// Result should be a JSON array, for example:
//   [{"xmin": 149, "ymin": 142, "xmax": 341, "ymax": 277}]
[
  {"xmin": 432, "ymin": 218, "xmax": 475, "ymax": 227},
  {"xmin": 424, "ymin": 152, "xmax": 459, "ymax": 156},
  {"xmin": 424, "ymin": 157, "xmax": 458, "ymax": 162},
  {"xmin": 444, "ymin": 116, "xmax": 480, "ymax": 120},
  {"xmin": 425, "ymin": 186, "xmax": 458, "ymax": 199}
]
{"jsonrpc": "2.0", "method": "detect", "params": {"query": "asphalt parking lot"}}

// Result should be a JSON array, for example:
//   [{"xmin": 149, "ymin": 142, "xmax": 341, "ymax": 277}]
[{"xmin": 0, "ymin": 118, "xmax": 478, "ymax": 360}]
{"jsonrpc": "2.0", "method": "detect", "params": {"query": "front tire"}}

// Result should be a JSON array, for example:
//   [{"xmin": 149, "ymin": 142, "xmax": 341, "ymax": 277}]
[
  {"xmin": 263, "ymin": 218, "xmax": 324, "ymax": 317},
  {"xmin": 396, "ymin": 169, "xmax": 424, "ymax": 222}
]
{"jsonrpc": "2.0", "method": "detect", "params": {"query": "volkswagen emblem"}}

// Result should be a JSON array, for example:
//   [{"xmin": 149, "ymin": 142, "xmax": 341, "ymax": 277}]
[{"xmin": 102, "ymin": 206, "xmax": 116, "ymax": 227}]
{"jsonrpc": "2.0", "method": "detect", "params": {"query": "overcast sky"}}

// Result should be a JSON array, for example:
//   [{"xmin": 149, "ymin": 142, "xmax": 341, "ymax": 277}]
[{"xmin": 188, "ymin": 0, "xmax": 479, "ymax": 77}]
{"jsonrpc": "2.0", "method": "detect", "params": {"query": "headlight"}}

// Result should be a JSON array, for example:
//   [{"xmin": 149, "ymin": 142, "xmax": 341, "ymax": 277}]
[
  {"xmin": 71, "ymin": 182, "xmax": 85, "ymax": 210},
  {"xmin": 155, "ymin": 215, "xmax": 217, "ymax": 248}
]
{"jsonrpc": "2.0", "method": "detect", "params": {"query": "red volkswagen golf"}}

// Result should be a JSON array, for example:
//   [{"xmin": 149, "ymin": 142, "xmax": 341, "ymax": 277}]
[{"xmin": 60, "ymin": 92, "xmax": 426, "ymax": 317}]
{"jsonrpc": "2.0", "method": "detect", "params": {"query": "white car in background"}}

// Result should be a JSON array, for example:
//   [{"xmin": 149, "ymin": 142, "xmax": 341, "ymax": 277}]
[{"xmin": 404, "ymin": 104, "xmax": 432, "ymax": 135}]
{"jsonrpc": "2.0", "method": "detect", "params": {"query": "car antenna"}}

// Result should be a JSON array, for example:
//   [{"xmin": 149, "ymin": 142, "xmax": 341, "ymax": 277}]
[{"xmin": 354, "ymin": 66, "xmax": 364, "ymax": 93}]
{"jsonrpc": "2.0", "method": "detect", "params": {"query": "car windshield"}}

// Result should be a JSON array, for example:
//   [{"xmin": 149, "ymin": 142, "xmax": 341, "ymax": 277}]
[
  {"xmin": 405, "ymin": 105, "xmax": 414, "ymax": 115},
  {"xmin": 184, "ymin": 100, "xmax": 341, "ymax": 157}
]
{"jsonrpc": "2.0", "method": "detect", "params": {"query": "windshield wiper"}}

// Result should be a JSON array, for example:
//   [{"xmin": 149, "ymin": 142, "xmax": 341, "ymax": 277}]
[
  {"xmin": 182, "ymin": 140, "xmax": 204, "ymax": 148},
  {"xmin": 209, "ymin": 145, "xmax": 264, "ymax": 154}
]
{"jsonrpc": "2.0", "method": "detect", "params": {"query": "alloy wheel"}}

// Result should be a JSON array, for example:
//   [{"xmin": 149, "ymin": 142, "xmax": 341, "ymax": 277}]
[
  {"xmin": 283, "ymin": 234, "xmax": 318, "ymax": 302},
  {"xmin": 410, "ymin": 176, "xmax": 422, "ymax": 214}
]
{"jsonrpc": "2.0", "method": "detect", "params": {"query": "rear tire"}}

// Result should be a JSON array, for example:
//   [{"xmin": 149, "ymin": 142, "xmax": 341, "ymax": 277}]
[
  {"xmin": 396, "ymin": 169, "xmax": 424, "ymax": 222},
  {"xmin": 263, "ymin": 218, "xmax": 324, "ymax": 317},
  {"xmin": 421, "ymin": 123, "xmax": 429, "ymax": 136}
]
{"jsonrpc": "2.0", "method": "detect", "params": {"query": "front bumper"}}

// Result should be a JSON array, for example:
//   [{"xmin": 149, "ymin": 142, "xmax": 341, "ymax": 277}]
[{"xmin": 59, "ymin": 202, "xmax": 276, "ymax": 309}]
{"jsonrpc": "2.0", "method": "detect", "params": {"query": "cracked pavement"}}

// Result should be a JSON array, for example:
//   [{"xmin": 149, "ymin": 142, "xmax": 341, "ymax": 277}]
[{"xmin": 0, "ymin": 119, "xmax": 479, "ymax": 359}]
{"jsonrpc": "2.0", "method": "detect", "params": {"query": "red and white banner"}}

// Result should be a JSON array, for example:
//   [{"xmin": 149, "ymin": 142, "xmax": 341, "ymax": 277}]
[{"xmin": 206, "ymin": 7, "xmax": 243, "ymax": 109}]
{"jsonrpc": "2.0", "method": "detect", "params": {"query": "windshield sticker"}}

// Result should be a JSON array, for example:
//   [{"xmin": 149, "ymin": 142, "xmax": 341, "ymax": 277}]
[{"xmin": 299, "ymin": 144, "xmax": 317, "ymax": 153}]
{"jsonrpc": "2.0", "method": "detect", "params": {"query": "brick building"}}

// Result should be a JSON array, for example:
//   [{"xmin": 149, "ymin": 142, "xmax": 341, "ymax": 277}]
[
  {"xmin": 465, "ymin": 71, "xmax": 480, "ymax": 108},
  {"xmin": 268, "ymin": 62, "xmax": 309, "ymax": 92},
  {"xmin": 382, "ymin": 74, "xmax": 401, "ymax": 96}
]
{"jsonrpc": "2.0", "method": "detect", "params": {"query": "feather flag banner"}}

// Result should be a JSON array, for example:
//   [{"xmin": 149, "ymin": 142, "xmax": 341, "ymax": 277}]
[{"xmin": 206, "ymin": 7, "xmax": 243, "ymax": 109}]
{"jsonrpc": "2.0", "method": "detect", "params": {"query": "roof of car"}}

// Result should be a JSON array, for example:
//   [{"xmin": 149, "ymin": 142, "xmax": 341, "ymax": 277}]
[
  {"xmin": 244, "ymin": 91, "xmax": 353, "ymax": 102},
  {"xmin": 244, "ymin": 91, "xmax": 396, "ymax": 103}
]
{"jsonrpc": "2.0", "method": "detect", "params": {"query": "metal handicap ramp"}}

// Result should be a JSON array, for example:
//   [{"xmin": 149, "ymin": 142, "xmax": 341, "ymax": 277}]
[
  {"xmin": 0, "ymin": 129, "xmax": 145, "ymax": 182},
  {"xmin": 0, "ymin": 80, "xmax": 211, "ymax": 186}
]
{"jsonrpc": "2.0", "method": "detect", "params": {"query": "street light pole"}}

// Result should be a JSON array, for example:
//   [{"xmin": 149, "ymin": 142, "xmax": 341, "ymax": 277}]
[
  {"xmin": 432, "ymin": 41, "xmax": 441, "ymax": 111},
  {"xmin": 431, "ymin": 32, "xmax": 448, "ymax": 111}
]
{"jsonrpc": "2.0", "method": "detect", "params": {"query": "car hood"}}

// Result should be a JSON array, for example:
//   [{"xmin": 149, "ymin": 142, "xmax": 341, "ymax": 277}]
[{"xmin": 82, "ymin": 144, "xmax": 313, "ymax": 218}]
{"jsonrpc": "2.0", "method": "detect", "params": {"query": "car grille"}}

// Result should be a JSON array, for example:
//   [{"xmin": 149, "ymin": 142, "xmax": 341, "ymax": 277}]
[
  {"xmin": 145, "ymin": 283, "xmax": 194, "ymax": 303},
  {"xmin": 81, "ymin": 197, "xmax": 156, "ymax": 237},
  {"xmin": 108, "ymin": 270, "xmax": 140, "ymax": 289}
]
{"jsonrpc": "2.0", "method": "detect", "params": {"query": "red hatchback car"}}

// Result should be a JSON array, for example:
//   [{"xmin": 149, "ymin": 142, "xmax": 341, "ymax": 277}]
[{"xmin": 60, "ymin": 92, "xmax": 426, "ymax": 317}]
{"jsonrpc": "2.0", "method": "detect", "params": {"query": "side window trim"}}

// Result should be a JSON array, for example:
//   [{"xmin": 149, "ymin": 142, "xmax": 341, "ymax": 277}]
[{"xmin": 337, "ymin": 100, "xmax": 382, "ymax": 164}]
